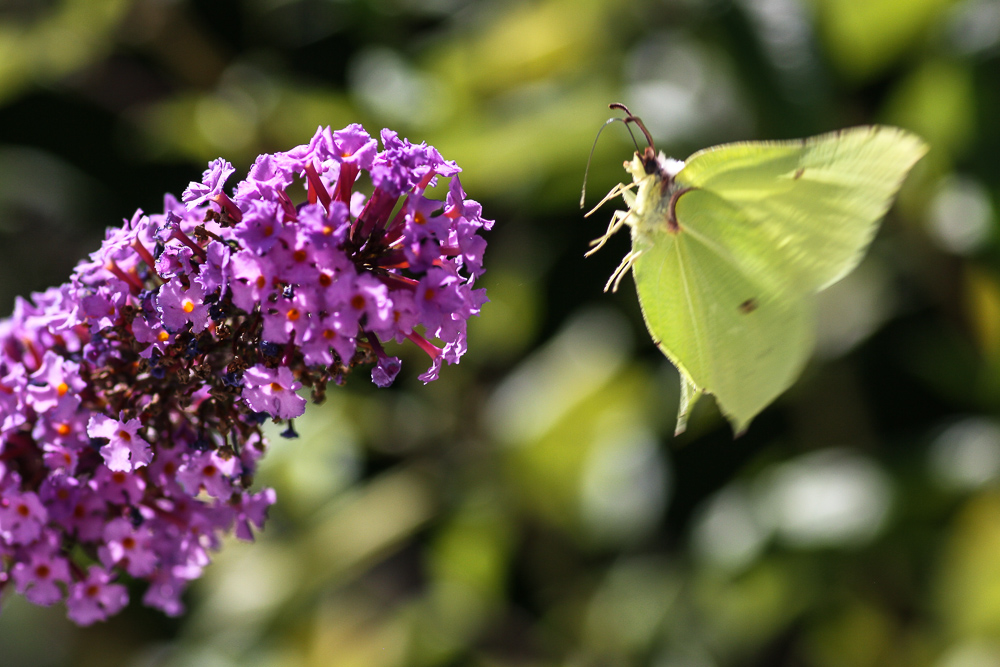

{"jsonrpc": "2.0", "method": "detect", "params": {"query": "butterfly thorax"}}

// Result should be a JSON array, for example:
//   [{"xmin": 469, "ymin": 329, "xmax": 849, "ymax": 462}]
[
  {"xmin": 588, "ymin": 149, "xmax": 688, "ymax": 293},
  {"xmin": 626, "ymin": 149, "xmax": 687, "ymax": 246}
]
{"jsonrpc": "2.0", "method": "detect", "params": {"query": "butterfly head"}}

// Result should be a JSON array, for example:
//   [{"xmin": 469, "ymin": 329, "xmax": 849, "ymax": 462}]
[{"xmin": 627, "ymin": 148, "xmax": 684, "ymax": 191}]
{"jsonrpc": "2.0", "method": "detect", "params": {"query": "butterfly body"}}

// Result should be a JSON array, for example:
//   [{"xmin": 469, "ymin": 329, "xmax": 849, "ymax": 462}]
[{"xmin": 593, "ymin": 124, "xmax": 927, "ymax": 435}]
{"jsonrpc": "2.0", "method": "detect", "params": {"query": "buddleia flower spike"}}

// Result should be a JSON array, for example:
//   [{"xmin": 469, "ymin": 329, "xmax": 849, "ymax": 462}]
[{"xmin": 0, "ymin": 123, "xmax": 491, "ymax": 623}]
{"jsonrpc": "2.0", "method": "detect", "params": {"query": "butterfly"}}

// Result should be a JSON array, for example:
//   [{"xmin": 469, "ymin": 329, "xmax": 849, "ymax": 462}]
[{"xmin": 585, "ymin": 104, "xmax": 928, "ymax": 436}]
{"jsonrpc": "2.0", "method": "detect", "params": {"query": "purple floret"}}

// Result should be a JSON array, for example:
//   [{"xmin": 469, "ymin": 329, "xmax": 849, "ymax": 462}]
[
  {"xmin": 66, "ymin": 566, "xmax": 128, "ymax": 625},
  {"xmin": 182, "ymin": 158, "xmax": 235, "ymax": 209},
  {"xmin": 241, "ymin": 365, "xmax": 307, "ymax": 420},
  {"xmin": 87, "ymin": 413, "xmax": 152, "ymax": 472}
]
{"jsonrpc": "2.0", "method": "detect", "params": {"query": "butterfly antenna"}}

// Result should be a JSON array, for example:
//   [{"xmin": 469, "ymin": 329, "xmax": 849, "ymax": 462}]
[
  {"xmin": 581, "ymin": 104, "xmax": 660, "ymax": 208},
  {"xmin": 608, "ymin": 103, "xmax": 655, "ymax": 151},
  {"xmin": 581, "ymin": 117, "xmax": 626, "ymax": 208}
]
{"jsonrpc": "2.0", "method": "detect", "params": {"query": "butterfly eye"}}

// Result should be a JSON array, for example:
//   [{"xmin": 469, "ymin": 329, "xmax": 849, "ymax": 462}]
[{"xmin": 641, "ymin": 147, "xmax": 659, "ymax": 175}]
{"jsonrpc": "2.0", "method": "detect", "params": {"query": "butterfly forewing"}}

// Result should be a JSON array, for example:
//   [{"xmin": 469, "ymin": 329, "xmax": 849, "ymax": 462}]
[{"xmin": 674, "ymin": 126, "xmax": 928, "ymax": 295}]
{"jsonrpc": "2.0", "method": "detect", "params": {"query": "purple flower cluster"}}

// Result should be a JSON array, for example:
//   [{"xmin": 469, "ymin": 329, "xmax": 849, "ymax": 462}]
[{"xmin": 0, "ymin": 124, "xmax": 490, "ymax": 623}]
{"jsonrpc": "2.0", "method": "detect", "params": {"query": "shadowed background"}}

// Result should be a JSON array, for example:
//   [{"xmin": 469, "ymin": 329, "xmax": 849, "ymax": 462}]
[{"xmin": 0, "ymin": 0, "xmax": 998, "ymax": 666}]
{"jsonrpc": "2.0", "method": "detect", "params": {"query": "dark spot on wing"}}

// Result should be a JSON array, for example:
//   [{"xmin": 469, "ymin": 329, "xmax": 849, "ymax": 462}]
[
  {"xmin": 793, "ymin": 168, "xmax": 805, "ymax": 180},
  {"xmin": 738, "ymin": 298, "xmax": 758, "ymax": 314}
]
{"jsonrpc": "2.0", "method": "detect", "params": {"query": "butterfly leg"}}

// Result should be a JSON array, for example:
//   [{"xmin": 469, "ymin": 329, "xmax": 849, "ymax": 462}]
[
  {"xmin": 584, "ymin": 181, "xmax": 634, "ymax": 218},
  {"xmin": 586, "ymin": 208, "xmax": 632, "ymax": 257},
  {"xmin": 604, "ymin": 247, "xmax": 643, "ymax": 293}
]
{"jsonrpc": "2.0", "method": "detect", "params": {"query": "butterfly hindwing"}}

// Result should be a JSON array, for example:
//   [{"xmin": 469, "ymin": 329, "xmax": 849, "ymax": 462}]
[{"xmin": 632, "ymin": 216, "xmax": 814, "ymax": 435}]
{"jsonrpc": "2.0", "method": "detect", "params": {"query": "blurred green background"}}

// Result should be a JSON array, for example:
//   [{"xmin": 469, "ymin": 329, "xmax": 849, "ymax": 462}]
[{"xmin": 0, "ymin": 0, "xmax": 999, "ymax": 665}]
